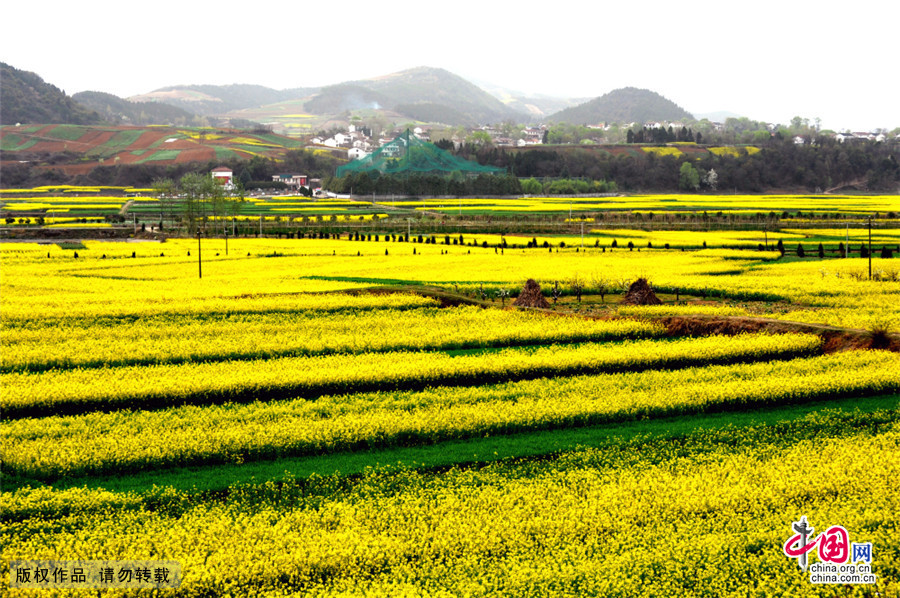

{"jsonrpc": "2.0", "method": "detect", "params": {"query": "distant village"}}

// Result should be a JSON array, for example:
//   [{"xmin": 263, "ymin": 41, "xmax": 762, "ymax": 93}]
[
  {"xmin": 311, "ymin": 124, "xmax": 546, "ymax": 158},
  {"xmin": 209, "ymin": 119, "xmax": 894, "ymax": 196},
  {"xmin": 308, "ymin": 121, "xmax": 892, "ymax": 164}
]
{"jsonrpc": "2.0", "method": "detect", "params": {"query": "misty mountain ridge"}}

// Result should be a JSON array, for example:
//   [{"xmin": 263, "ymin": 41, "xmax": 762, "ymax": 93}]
[
  {"xmin": 128, "ymin": 72, "xmax": 700, "ymax": 128},
  {"xmin": 128, "ymin": 84, "xmax": 320, "ymax": 116},
  {"xmin": 72, "ymin": 91, "xmax": 201, "ymax": 126},
  {"xmin": 3, "ymin": 61, "xmax": 752, "ymax": 131}
]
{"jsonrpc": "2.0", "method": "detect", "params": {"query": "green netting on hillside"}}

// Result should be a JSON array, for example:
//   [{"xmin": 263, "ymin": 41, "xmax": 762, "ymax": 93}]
[{"xmin": 336, "ymin": 129, "xmax": 503, "ymax": 177}]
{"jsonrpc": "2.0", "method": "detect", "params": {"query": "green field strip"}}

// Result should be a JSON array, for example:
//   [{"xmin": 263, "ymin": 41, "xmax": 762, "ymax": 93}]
[
  {"xmin": 0, "ymin": 134, "xmax": 39, "ymax": 151},
  {"xmin": 10, "ymin": 393, "xmax": 895, "ymax": 496},
  {"xmin": 88, "ymin": 129, "xmax": 145, "ymax": 154},
  {"xmin": 137, "ymin": 149, "xmax": 181, "ymax": 163},
  {"xmin": 46, "ymin": 124, "xmax": 89, "ymax": 141},
  {"xmin": 214, "ymin": 146, "xmax": 240, "ymax": 159}
]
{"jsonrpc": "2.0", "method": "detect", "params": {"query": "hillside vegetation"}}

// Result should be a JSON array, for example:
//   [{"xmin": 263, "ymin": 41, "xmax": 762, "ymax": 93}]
[
  {"xmin": 0, "ymin": 63, "xmax": 104, "ymax": 126},
  {"xmin": 72, "ymin": 91, "xmax": 201, "ymax": 126},
  {"xmin": 129, "ymin": 84, "xmax": 318, "ymax": 116},
  {"xmin": 550, "ymin": 87, "xmax": 694, "ymax": 125},
  {"xmin": 339, "ymin": 66, "xmax": 520, "ymax": 126}
]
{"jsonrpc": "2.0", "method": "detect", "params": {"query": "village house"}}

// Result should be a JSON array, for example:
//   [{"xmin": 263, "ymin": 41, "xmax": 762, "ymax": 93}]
[
  {"xmin": 271, "ymin": 174, "xmax": 309, "ymax": 190},
  {"xmin": 348, "ymin": 148, "xmax": 368, "ymax": 160},
  {"xmin": 211, "ymin": 166, "xmax": 234, "ymax": 190}
]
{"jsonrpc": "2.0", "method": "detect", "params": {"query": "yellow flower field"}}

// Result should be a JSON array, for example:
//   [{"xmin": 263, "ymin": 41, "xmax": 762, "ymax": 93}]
[
  {"xmin": 1, "ymin": 229, "xmax": 897, "ymax": 596},
  {"xmin": 3, "ymin": 408, "xmax": 897, "ymax": 596}
]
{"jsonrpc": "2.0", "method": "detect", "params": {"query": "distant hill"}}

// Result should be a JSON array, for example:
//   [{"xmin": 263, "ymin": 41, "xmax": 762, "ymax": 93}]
[
  {"xmin": 303, "ymin": 84, "xmax": 394, "ymax": 114},
  {"xmin": 342, "ymin": 66, "xmax": 522, "ymax": 126},
  {"xmin": 227, "ymin": 67, "xmax": 528, "ymax": 130},
  {"xmin": 128, "ymin": 84, "xmax": 319, "ymax": 116},
  {"xmin": 477, "ymin": 81, "xmax": 587, "ymax": 120},
  {"xmin": 0, "ymin": 62, "xmax": 104, "ymax": 126},
  {"xmin": 549, "ymin": 87, "xmax": 694, "ymax": 125},
  {"xmin": 72, "ymin": 91, "xmax": 201, "ymax": 126}
]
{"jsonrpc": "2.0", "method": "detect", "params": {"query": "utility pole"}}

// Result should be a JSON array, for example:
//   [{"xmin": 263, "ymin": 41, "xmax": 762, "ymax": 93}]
[
  {"xmin": 868, "ymin": 216, "xmax": 872, "ymax": 280},
  {"xmin": 844, "ymin": 224, "xmax": 848, "ymax": 258},
  {"xmin": 197, "ymin": 231, "xmax": 202, "ymax": 279}
]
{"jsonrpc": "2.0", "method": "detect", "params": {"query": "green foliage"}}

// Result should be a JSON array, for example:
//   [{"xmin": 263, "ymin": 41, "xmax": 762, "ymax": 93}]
[
  {"xmin": 678, "ymin": 162, "xmax": 700, "ymax": 191},
  {"xmin": 0, "ymin": 62, "xmax": 103, "ymax": 125},
  {"xmin": 520, "ymin": 178, "xmax": 542, "ymax": 194}
]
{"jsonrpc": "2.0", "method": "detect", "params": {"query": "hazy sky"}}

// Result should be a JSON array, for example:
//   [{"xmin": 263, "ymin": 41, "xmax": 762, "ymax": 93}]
[{"xmin": 2, "ymin": 0, "xmax": 897, "ymax": 131}]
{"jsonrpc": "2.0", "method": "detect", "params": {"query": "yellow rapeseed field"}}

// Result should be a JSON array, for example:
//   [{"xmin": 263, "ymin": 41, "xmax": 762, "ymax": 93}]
[{"xmin": 1, "ymin": 232, "xmax": 897, "ymax": 596}]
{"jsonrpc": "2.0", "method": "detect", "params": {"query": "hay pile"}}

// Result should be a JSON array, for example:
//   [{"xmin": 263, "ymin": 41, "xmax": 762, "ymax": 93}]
[
  {"xmin": 620, "ymin": 278, "xmax": 662, "ymax": 305},
  {"xmin": 513, "ymin": 279, "xmax": 551, "ymax": 309}
]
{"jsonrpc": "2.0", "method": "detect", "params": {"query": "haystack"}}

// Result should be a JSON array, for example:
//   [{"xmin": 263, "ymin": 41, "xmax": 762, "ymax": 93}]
[
  {"xmin": 513, "ymin": 279, "xmax": 551, "ymax": 309},
  {"xmin": 620, "ymin": 278, "xmax": 662, "ymax": 305}
]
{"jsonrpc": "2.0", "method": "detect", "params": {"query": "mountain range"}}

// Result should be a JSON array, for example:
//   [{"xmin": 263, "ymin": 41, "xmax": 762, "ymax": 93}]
[{"xmin": 2, "ymin": 62, "xmax": 710, "ymax": 131}]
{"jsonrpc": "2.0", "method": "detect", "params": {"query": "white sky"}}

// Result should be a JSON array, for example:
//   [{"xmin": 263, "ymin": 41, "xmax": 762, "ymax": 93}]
[{"xmin": 2, "ymin": 0, "xmax": 897, "ymax": 131}]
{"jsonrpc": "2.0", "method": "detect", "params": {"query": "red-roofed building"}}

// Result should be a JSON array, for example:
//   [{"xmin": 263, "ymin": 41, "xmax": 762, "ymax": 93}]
[{"xmin": 211, "ymin": 166, "xmax": 234, "ymax": 190}]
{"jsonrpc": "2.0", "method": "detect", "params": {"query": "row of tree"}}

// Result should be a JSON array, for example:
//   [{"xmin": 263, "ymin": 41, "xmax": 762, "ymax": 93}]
[
  {"xmin": 151, "ymin": 173, "xmax": 245, "ymax": 234},
  {"xmin": 459, "ymin": 137, "xmax": 899, "ymax": 192},
  {"xmin": 323, "ymin": 172, "xmax": 523, "ymax": 196},
  {"xmin": 627, "ymin": 126, "xmax": 699, "ymax": 144}
]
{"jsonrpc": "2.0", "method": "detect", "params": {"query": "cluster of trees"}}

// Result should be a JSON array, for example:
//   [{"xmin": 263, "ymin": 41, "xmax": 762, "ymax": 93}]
[
  {"xmin": 151, "ymin": 173, "xmax": 245, "ymax": 234},
  {"xmin": 324, "ymin": 171, "xmax": 523, "ymax": 196},
  {"xmin": 469, "ymin": 137, "xmax": 899, "ymax": 192},
  {"xmin": 534, "ymin": 116, "xmax": 898, "ymax": 146},
  {"xmin": 627, "ymin": 126, "xmax": 699, "ymax": 144},
  {"xmin": 325, "ymin": 136, "xmax": 898, "ymax": 194},
  {"xmin": 520, "ymin": 178, "xmax": 617, "ymax": 195}
]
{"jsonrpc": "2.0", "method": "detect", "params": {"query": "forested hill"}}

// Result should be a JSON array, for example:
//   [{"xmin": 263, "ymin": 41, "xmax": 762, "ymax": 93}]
[
  {"xmin": 72, "ymin": 91, "xmax": 201, "ymax": 126},
  {"xmin": 306, "ymin": 67, "xmax": 521, "ymax": 126},
  {"xmin": 0, "ymin": 63, "xmax": 104, "ymax": 126},
  {"xmin": 549, "ymin": 87, "xmax": 693, "ymax": 125},
  {"xmin": 129, "ymin": 84, "xmax": 318, "ymax": 116}
]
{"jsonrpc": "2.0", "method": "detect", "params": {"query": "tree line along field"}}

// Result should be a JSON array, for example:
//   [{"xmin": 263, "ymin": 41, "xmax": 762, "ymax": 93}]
[
  {"xmin": 3, "ymin": 189, "xmax": 900, "ymax": 240},
  {"xmin": 1, "ymin": 234, "xmax": 898, "ymax": 596}
]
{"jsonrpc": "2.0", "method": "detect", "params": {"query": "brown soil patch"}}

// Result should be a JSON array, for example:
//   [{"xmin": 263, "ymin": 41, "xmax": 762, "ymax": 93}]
[
  {"xmin": 175, "ymin": 147, "xmax": 216, "ymax": 163},
  {"xmin": 659, "ymin": 315, "xmax": 900, "ymax": 353}
]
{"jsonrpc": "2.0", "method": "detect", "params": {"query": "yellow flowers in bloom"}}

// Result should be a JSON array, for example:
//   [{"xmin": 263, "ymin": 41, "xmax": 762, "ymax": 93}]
[
  {"xmin": 4, "ymin": 349, "xmax": 896, "ymax": 480},
  {"xmin": 1, "ymin": 234, "xmax": 899, "ymax": 597},
  {"xmin": 6, "ymin": 330, "xmax": 819, "ymax": 417},
  {"xmin": 3, "ymin": 407, "xmax": 898, "ymax": 596},
  {"xmin": 1, "ymin": 307, "xmax": 663, "ymax": 372}
]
